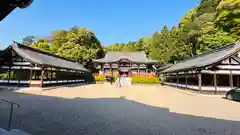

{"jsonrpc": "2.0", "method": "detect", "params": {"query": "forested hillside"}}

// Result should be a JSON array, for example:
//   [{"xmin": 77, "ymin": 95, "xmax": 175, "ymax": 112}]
[
  {"xmin": 22, "ymin": 0, "xmax": 239, "ymax": 68},
  {"xmin": 106, "ymin": 0, "xmax": 240, "ymax": 65}
]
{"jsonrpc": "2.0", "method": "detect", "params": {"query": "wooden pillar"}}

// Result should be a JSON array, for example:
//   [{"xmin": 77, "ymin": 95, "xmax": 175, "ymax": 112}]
[
  {"xmin": 214, "ymin": 71, "xmax": 217, "ymax": 94},
  {"xmin": 110, "ymin": 64, "xmax": 113, "ymax": 76},
  {"xmin": 40, "ymin": 68, "xmax": 44, "ymax": 87},
  {"xmin": 29, "ymin": 68, "xmax": 33, "ymax": 87},
  {"xmin": 185, "ymin": 74, "xmax": 188, "ymax": 89},
  {"xmin": 176, "ymin": 73, "xmax": 179, "ymax": 87},
  {"xmin": 18, "ymin": 66, "xmax": 22, "ymax": 86},
  {"xmin": 229, "ymin": 70, "xmax": 233, "ymax": 88},
  {"xmin": 198, "ymin": 72, "xmax": 202, "ymax": 92},
  {"xmin": 137, "ymin": 64, "xmax": 140, "ymax": 76},
  {"xmin": 237, "ymin": 75, "xmax": 240, "ymax": 87},
  {"xmin": 50, "ymin": 68, "xmax": 53, "ymax": 83},
  {"xmin": 7, "ymin": 66, "xmax": 11, "ymax": 84},
  {"xmin": 145, "ymin": 64, "xmax": 148, "ymax": 75}
]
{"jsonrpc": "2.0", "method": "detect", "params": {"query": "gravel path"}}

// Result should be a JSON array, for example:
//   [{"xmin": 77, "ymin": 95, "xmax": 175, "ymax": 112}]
[{"xmin": 0, "ymin": 84, "xmax": 240, "ymax": 135}]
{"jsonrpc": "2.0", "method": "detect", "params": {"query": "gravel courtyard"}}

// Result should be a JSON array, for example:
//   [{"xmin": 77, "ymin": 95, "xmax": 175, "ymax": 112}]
[{"xmin": 0, "ymin": 84, "xmax": 240, "ymax": 135}]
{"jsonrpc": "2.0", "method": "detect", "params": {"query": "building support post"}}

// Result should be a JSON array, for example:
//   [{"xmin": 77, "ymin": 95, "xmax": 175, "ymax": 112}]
[
  {"xmin": 110, "ymin": 64, "xmax": 113, "ymax": 76},
  {"xmin": 7, "ymin": 66, "xmax": 11, "ymax": 84},
  {"xmin": 137, "ymin": 64, "xmax": 140, "ymax": 76},
  {"xmin": 40, "ymin": 68, "xmax": 44, "ymax": 87},
  {"xmin": 176, "ymin": 73, "xmax": 179, "ymax": 87},
  {"xmin": 229, "ymin": 70, "xmax": 233, "ymax": 88},
  {"xmin": 198, "ymin": 72, "xmax": 202, "ymax": 92},
  {"xmin": 237, "ymin": 75, "xmax": 240, "ymax": 87},
  {"xmin": 29, "ymin": 68, "xmax": 33, "ymax": 87},
  {"xmin": 145, "ymin": 64, "xmax": 148, "ymax": 75},
  {"xmin": 18, "ymin": 66, "xmax": 22, "ymax": 86},
  {"xmin": 214, "ymin": 71, "xmax": 217, "ymax": 94},
  {"xmin": 185, "ymin": 74, "xmax": 188, "ymax": 89}
]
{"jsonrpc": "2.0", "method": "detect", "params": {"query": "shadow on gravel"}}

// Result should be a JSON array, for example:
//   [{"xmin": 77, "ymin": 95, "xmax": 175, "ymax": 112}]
[{"xmin": 0, "ymin": 91, "xmax": 240, "ymax": 135}]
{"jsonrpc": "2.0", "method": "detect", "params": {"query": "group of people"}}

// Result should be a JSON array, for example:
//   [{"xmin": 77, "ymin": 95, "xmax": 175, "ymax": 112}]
[{"xmin": 105, "ymin": 73, "xmax": 128, "ymax": 88}]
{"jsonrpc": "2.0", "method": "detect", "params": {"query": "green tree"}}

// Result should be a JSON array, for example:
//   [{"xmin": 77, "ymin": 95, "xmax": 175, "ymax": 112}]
[{"xmin": 55, "ymin": 27, "xmax": 104, "ymax": 62}]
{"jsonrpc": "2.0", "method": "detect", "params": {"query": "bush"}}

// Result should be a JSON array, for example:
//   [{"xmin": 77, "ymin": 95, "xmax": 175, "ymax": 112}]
[
  {"xmin": 94, "ymin": 76, "xmax": 106, "ymax": 82},
  {"xmin": 132, "ymin": 76, "xmax": 160, "ymax": 84},
  {"xmin": 94, "ymin": 75, "xmax": 160, "ymax": 84}
]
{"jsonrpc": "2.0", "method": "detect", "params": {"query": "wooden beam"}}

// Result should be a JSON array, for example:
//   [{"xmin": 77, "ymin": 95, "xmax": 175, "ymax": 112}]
[{"xmin": 214, "ymin": 71, "xmax": 217, "ymax": 94}]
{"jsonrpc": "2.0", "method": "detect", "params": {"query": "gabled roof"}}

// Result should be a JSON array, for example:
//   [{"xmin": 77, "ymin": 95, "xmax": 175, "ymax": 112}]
[
  {"xmin": 156, "ymin": 64, "xmax": 173, "ymax": 71},
  {"xmin": 8, "ymin": 42, "xmax": 89, "ymax": 72},
  {"xmin": 162, "ymin": 42, "xmax": 240, "ymax": 73},
  {"xmin": 93, "ymin": 51, "xmax": 157, "ymax": 64}
]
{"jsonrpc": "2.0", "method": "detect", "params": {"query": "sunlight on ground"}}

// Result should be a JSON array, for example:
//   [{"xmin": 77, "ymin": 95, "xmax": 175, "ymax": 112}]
[{"xmin": 16, "ymin": 84, "xmax": 240, "ymax": 121}]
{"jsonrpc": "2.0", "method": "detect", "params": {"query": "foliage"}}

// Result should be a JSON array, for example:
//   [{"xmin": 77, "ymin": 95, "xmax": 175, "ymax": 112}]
[
  {"xmin": 131, "ymin": 76, "xmax": 160, "ymax": 84},
  {"xmin": 22, "ymin": 0, "xmax": 239, "ymax": 70},
  {"xmin": 105, "ymin": 0, "xmax": 239, "ymax": 66},
  {"xmin": 94, "ymin": 75, "xmax": 159, "ymax": 84},
  {"xmin": 23, "ymin": 26, "xmax": 104, "ymax": 70},
  {"xmin": 29, "ymin": 39, "xmax": 51, "ymax": 52},
  {"xmin": 94, "ymin": 76, "xmax": 106, "ymax": 82},
  {"xmin": 54, "ymin": 27, "xmax": 104, "ymax": 62}
]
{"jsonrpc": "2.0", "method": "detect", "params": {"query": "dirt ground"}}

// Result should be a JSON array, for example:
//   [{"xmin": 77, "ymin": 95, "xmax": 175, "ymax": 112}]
[
  {"xmin": 1, "ymin": 84, "xmax": 240, "ymax": 135},
  {"xmin": 17, "ymin": 84, "xmax": 240, "ymax": 121}
]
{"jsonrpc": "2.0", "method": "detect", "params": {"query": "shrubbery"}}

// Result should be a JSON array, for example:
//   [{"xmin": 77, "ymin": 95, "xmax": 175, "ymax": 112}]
[
  {"xmin": 131, "ymin": 76, "xmax": 160, "ymax": 84},
  {"xmin": 94, "ymin": 75, "xmax": 160, "ymax": 84},
  {"xmin": 94, "ymin": 76, "xmax": 106, "ymax": 82}
]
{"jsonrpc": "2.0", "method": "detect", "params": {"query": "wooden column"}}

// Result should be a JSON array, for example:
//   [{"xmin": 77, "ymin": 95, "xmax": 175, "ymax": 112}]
[
  {"xmin": 198, "ymin": 72, "xmax": 202, "ymax": 91},
  {"xmin": 214, "ymin": 71, "xmax": 217, "ymax": 94},
  {"xmin": 103, "ymin": 64, "xmax": 105, "ymax": 75},
  {"xmin": 40, "ymin": 68, "xmax": 44, "ymax": 87},
  {"xmin": 185, "ymin": 74, "xmax": 188, "ymax": 89},
  {"xmin": 7, "ymin": 66, "xmax": 11, "ymax": 84},
  {"xmin": 110, "ymin": 64, "xmax": 113, "ymax": 76},
  {"xmin": 237, "ymin": 75, "xmax": 240, "ymax": 87},
  {"xmin": 18, "ymin": 66, "xmax": 21, "ymax": 86},
  {"xmin": 137, "ymin": 64, "xmax": 140, "ymax": 76},
  {"xmin": 229, "ymin": 70, "xmax": 233, "ymax": 88},
  {"xmin": 145, "ymin": 64, "xmax": 148, "ymax": 75},
  {"xmin": 176, "ymin": 73, "xmax": 179, "ymax": 87},
  {"xmin": 50, "ymin": 68, "xmax": 53, "ymax": 83},
  {"xmin": 29, "ymin": 68, "xmax": 33, "ymax": 87}
]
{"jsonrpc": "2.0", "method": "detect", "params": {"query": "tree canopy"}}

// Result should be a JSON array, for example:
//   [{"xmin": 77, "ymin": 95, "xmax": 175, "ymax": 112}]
[
  {"xmin": 105, "ymin": 0, "xmax": 239, "ymax": 65},
  {"xmin": 23, "ymin": 0, "xmax": 239, "ymax": 67},
  {"xmin": 26, "ymin": 27, "xmax": 104, "ymax": 65}
]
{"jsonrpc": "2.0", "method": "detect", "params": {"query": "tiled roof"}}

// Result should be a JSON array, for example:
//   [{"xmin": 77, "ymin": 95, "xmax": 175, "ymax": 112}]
[
  {"xmin": 93, "ymin": 52, "xmax": 157, "ymax": 64},
  {"xmin": 162, "ymin": 42, "xmax": 240, "ymax": 73}
]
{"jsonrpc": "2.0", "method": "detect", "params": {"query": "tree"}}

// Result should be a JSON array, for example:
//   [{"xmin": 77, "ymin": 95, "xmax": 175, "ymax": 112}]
[
  {"xmin": 22, "ymin": 36, "xmax": 35, "ymax": 45},
  {"xmin": 29, "ymin": 39, "xmax": 50, "ymax": 52},
  {"xmin": 55, "ymin": 27, "xmax": 104, "ymax": 62}
]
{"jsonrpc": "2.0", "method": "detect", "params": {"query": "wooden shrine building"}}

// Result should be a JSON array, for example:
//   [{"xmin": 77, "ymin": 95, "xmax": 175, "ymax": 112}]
[
  {"xmin": 0, "ymin": 42, "xmax": 89, "ymax": 87},
  {"xmin": 161, "ymin": 42, "xmax": 240, "ymax": 94},
  {"xmin": 93, "ymin": 52, "xmax": 157, "ymax": 76}
]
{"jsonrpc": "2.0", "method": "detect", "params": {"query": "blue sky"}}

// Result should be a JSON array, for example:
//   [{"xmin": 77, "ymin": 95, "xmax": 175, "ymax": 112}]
[{"xmin": 0, "ymin": 0, "xmax": 200, "ymax": 49}]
